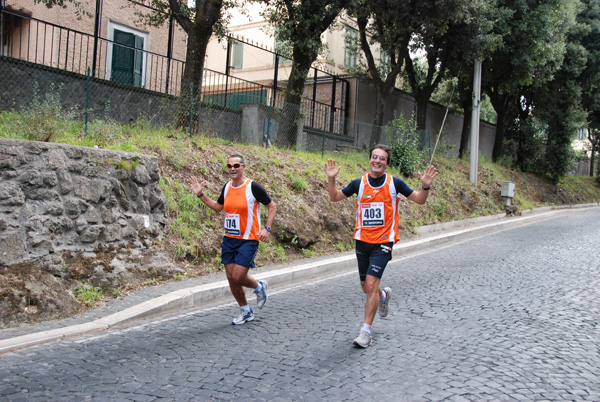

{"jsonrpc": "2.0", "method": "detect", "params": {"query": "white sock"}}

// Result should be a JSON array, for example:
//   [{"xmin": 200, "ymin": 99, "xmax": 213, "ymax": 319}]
[
  {"xmin": 254, "ymin": 282, "xmax": 263, "ymax": 293},
  {"xmin": 241, "ymin": 305, "xmax": 251, "ymax": 313},
  {"xmin": 362, "ymin": 323, "xmax": 372, "ymax": 333}
]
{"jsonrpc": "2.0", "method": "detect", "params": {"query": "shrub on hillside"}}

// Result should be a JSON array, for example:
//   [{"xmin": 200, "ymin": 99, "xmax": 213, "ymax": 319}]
[{"xmin": 384, "ymin": 112, "xmax": 423, "ymax": 176}]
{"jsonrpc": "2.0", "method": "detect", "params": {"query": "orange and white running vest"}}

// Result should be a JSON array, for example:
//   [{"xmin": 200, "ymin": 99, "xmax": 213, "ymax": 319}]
[
  {"xmin": 354, "ymin": 174, "xmax": 401, "ymax": 244},
  {"xmin": 223, "ymin": 179, "xmax": 261, "ymax": 241}
]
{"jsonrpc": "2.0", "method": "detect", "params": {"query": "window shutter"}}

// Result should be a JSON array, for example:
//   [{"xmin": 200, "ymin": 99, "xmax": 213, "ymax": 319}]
[
  {"xmin": 133, "ymin": 35, "xmax": 144, "ymax": 87},
  {"xmin": 112, "ymin": 30, "xmax": 135, "ymax": 85}
]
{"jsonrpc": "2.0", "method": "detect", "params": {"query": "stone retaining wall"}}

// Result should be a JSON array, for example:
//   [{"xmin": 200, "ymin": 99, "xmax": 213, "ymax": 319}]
[{"xmin": 0, "ymin": 138, "xmax": 169, "ymax": 266}]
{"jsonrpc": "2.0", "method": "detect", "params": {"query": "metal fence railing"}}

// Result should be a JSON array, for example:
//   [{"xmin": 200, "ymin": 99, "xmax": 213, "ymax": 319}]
[
  {"xmin": 1, "ymin": 56, "xmax": 363, "ymax": 150},
  {"xmin": 1, "ymin": 8, "xmax": 350, "ymax": 131},
  {"xmin": 0, "ymin": 7, "xmax": 357, "ymax": 150}
]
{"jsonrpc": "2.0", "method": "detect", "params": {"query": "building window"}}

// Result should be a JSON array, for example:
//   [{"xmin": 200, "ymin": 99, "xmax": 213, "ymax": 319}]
[
  {"xmin": 106, "ymin": 21, "xmax": 149, "ymax": 88},
  {"xmin": 344, "ymin": 27, "xmax": 358, "ymax": 69},
  {"xmin": 577, "ymin": 128, "xmax": 587, "ymax": 140},
  {"xmin": 2, "ymin": 6, "xmax": 32, "ymax": 58},
  {"xmin": 232, "ymin": 41, "xmax": 243, "ymax": 69}
]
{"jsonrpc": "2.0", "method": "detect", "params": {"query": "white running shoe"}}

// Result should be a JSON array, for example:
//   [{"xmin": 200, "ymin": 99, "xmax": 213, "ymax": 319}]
[{"xmin": 353, "ymin": 329, "xmax": 372, "ymax": 348}]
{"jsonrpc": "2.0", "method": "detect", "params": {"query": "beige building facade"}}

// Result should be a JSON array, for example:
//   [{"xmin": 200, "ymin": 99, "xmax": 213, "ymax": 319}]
[{"xmin": 204, "ymin": 6, "xmax": 386, "ymax": 82}]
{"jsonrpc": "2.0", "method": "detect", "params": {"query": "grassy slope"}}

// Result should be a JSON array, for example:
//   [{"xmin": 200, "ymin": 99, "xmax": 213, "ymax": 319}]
[{"xmin": 2, "ymin": 110, "xmax": 600, "ymax": 290}]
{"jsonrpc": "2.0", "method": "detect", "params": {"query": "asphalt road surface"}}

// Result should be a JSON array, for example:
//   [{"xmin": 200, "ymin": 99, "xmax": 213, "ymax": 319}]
[{"xmin": 1, "ymin": 209, "xmax": 599, "ymax": 401}]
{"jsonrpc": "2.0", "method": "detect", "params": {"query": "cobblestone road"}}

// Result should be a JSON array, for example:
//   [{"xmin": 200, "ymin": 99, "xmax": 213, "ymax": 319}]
[{"xmin": 1, "ymin": 210, "xmax": 599, "ymax": 401}]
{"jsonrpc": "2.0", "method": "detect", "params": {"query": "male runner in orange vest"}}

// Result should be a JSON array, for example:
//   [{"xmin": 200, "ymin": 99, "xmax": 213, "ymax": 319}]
[
  {"xmin": 189, "ymin": 154, "xmax": 277, "ymax": 325},
  {"xmin": 326, "ymin": 144, "xmax": 438, "ymax": 347}
]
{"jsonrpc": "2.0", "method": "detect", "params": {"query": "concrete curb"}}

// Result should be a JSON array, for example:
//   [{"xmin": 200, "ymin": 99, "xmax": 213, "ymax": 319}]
[{"xmin": 1, "ymin": 204, "xmax": 598, "ymax": 353}]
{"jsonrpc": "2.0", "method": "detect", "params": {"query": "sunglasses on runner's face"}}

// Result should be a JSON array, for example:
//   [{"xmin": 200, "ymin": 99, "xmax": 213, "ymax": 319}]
[
  {"xmin": 371, "ymin": 154, "xmax": 387, "ymax": 162},
  {"xmin": 227, "ymin": 163, "xmax": 244, "ymax": 169}
]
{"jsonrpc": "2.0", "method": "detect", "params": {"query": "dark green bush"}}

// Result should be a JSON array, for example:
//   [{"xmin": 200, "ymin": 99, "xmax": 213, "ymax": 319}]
[{"xmin": 384, "ymin": 113, "xmax": 423, "ymax": 176}]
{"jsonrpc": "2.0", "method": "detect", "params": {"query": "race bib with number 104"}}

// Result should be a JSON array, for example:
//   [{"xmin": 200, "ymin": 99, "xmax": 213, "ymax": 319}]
[
  {"xmin": 224, "ymin": 213, "xmax": 241, "ymax": 236},
  {"xmin": 361, "ymin": 202, "xmax": 384, "ymax": 227}
]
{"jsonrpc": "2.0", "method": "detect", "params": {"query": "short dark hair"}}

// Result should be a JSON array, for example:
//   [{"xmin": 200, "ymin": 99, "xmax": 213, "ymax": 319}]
[
  {"xmin": 229, "ymin": 154, "xmax": 245, "ymax": 165},
  {"xmin": 369, "ymin": 144, "xmax": 392, "ymax": 165}
]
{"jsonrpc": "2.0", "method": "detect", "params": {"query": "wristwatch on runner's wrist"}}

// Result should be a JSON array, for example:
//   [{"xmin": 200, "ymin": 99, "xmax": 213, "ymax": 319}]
[{"xmin": 265, "ymin": 226, "xmax": 272, "ymax": 232}]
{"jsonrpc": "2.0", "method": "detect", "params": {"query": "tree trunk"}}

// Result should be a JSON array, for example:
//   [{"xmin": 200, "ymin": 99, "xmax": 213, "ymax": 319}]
[
  {"xmin": 170, "ymin": 0, "xmax": 222, "ymax": 130},
  {"xmin": 277, "ymin": 47, "xmax": 316, "ymax": 147},
  {"xmin": 369, "ymin": 83, "xmax": 391, "ymax": 146},
  {"xmin": 459, "ymin": 95, "xmax": 472, "ymax": 159},
  {"xmin": 488, "ymin": 90, "xmax": 508, "ymax": 162},
  {"xmin": 177, "ymin": 30, "xmax": 210, "ymax": 129},
  {"xmin": 415, "ymin": 91, "xmax": 430, "ymax": 132},
  {"xmin": 515, "ymin": 106, "xmax": 532, "ymax": 171},
  {"xmin": 591, "ymin": 143, "xmax": 596, "ymax": 176},
  {"xmin": 589, "ymin": 128, "xmax": 597, "ymax": 176},
  {"xmin": 492, "ymin": 109, "xmax": 506, "ymax": 162}
]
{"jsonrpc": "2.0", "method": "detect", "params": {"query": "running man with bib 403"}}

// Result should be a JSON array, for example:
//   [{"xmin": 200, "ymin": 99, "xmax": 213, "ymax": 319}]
[
  {"xmin": 326, "ymin": 144, "xmax": 438, "ymax": 348},
  {"xmin": 189, "ymin": 154, "xmax": 277, "ymax": 325}
]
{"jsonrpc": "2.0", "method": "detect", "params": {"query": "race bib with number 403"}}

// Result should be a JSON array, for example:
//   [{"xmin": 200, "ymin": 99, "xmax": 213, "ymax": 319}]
[{"xmin": 361, "ymin": 202, "xmax": 384, "ymax": 227}]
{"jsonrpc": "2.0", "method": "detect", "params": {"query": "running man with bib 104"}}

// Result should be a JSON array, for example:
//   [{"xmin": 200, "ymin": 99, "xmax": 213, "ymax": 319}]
[
  {"xmin": 326, "ymin": 144, "xmax": 438, "ymax": 348},
  {"xmin": 189, "ymin": 154, "xmax": 277, "ymax": 325}
]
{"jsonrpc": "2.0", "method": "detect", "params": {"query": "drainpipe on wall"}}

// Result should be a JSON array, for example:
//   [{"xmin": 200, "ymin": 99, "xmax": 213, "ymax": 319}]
[
  {"xmin": 1, "ymin": 0, "xmax": 5, "ymax": 56},
  {"xmin": 330, "ymin": 76, "xmax": 336, "ymax": 133},
  {"xmin": 165, "ymin": 15, "xmax": 173, "ymax": 94},
  {"xmin": 344, "ymin": 79, "xmax": 350, "ymax": 137},
  {"xmin": 225, "ymin": 37, "xmax": 231, "ymax": 108},
  {"xmin": 92, "ymin": 0, "xmax": 103, "ymax": 77},
  {"xmin": 354, "ymin": 79, "xmax": 360, "ymax": 147},
  {"xmin": 311, "ymin": 68, "xmax": 317, "ymax": 127},
  {"xmin": 272, "ymin": 54, "xmax": 279, "ymax": 105}
]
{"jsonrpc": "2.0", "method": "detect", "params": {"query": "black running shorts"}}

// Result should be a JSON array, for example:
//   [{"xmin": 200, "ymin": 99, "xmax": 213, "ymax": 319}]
[{"xmin": 355, "ymin": 239, "xmax": 393, "ymax": 281}]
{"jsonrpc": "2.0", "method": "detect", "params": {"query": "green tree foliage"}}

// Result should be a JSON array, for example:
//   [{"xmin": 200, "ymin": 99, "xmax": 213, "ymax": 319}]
[
  {"xmin": 348, "ymin": 0, "xmax": 411, "ymax": 145},
  {"xmin": 349, "ymin": 0, "xmax": 495, "ymax": 146},
  {"xmin": 503, "ymin": 97, "xmax": 546, "ymax": 173},
  {"xmin": 533, "ymin": 19, "xmax": 587, "ymax": 183},
  {"xmin": 579, "ymin": 0, "xmax": 600, "ymax": 176},
  {"xmin": 491, "ymin": 0, "xmax": 587, "ymax": 182},
  {"xmin": 402, "ymin": 0, "xmax": 492, "ymax": 132},
  {"xmin": 482, "ymin": 0, "xmax": 578, "ymax": 161}
]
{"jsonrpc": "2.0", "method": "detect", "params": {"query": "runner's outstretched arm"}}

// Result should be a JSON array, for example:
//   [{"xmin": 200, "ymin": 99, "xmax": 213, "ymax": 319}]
[
  {"xmin": 325, "ymin": 159, "xmax": 348, "ymax": 202},
  {"xmin": 407, "ymin": 165, "xmax": 439, "ymax": 205},
  {"xmin": 188, "ymin": 176, "xmax": 224, "ymax": 213}
]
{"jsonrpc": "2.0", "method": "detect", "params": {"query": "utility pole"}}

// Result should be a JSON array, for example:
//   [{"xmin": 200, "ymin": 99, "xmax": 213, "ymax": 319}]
[
  {"xmin": 1, "ymin": 0, "xmax": 5, "ymax": 56},
  {"xmin": 469, "ymin": 60, "xmax": 482, "ymax": 186}
]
